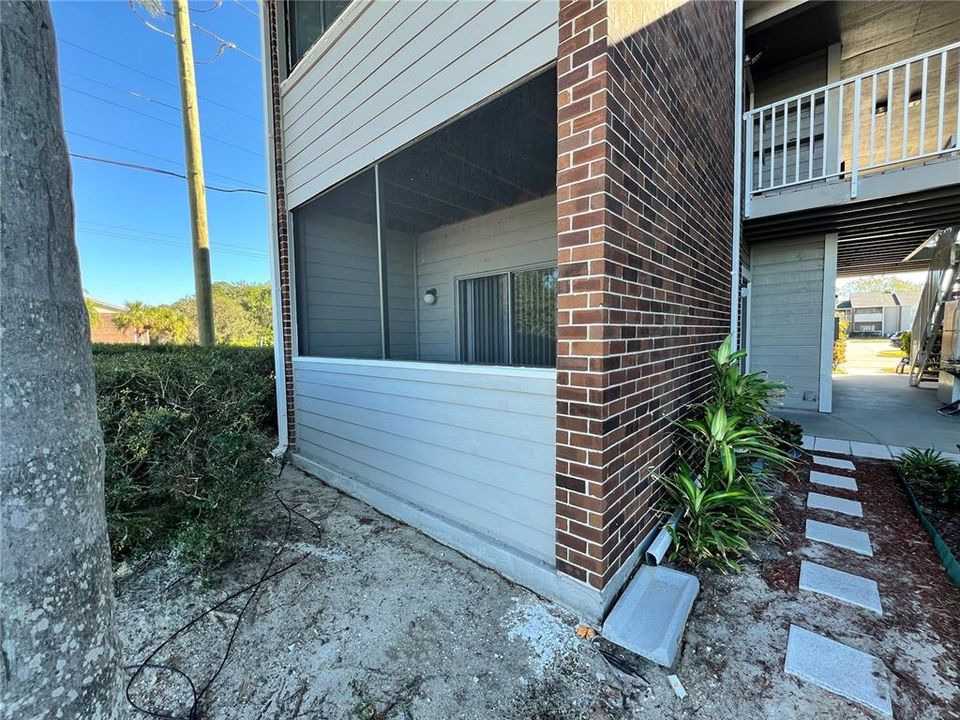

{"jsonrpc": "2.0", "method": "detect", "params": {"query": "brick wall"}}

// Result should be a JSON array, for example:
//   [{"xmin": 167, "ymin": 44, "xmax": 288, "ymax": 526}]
[
  {"xmin": 556, "ymin": 0, "xmax": 736, "ymax": 591},
  {"xmin": 265, "ymin": 0, "xmax": 297, "ymax": 447}
]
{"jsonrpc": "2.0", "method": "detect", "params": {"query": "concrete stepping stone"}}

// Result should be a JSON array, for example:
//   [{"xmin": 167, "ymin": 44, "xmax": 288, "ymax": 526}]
[
  {"xmin": 801, "ymin": 435, "xmax": 815, "ymax": 450},
  {"xmin": 849, "ymin": 441, "xmax": 893, "ymax": 460},
  {"xmin": 807, "ymin": 492, "xmax": 863, "ymax": 517},
  {"xmin": 813, "ymin": 437, "xmax": 852, "ymax": 455},
  {"xmin": 806, "ymin": 519, "xmax": 873, "ymax": 556},
  {"xmin": 810, "ymin": 470, "xmax": 858, "ymax": 492},
  {"xmin": 785, "ymin": 625, "xmax": 892, "ymax": 717},
  {"xmin": 812, "ymin": 455, "xmax": 855, "ymax": 471},
  {"xmin": 799, "ymin": 560, "xmax": 882, "ymax": 614}
]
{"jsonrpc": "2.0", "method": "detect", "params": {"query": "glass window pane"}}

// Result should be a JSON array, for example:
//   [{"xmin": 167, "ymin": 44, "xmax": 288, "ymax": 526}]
[
  {"xmin": 293, "ymin": 169, "xmax": 382, "ymax": 358},
  {"xmin": 287, "ymin": 1, "xmax": 350, "ymax": 71},
  {"xmin": 458, "ymin": 275, "xmax": 509, "ymax": 364},
  {"xmin": 512, "ymin": 268, "xmax": 558, "ymax": 367}
]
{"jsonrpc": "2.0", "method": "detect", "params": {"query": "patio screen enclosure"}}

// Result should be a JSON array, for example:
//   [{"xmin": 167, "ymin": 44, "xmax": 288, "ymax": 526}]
[{"xmin": 293, "ymin": 70, "xmax": 559, "ymax": 368}]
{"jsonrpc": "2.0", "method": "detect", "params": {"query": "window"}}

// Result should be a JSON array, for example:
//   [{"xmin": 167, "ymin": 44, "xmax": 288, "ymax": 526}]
[
  {"xmin": 286, "ymin": 0, "xmax": 350, "ymax": 72},
  {"xmin": 458, "ymin": 268, "xmax": 557, "ymax": 368}
]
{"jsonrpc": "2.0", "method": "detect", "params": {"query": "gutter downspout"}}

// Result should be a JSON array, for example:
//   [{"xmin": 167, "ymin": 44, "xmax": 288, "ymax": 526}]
[
  {"xmin": 730, "ymin": 0, "xmax": 745, "ymax": 348},
  {"xmin": 260, "ymin": 0, "xmax": 288, "ymax": 457}
]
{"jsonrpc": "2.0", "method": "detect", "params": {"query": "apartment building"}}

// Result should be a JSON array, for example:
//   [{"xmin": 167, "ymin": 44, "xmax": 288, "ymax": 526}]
[
  {"xmin": 260, "ymin": 0, "xmax": 737, "ymax": 620},
  {"xmin": 743, "ymin": 1, "xmax": 960, "ymax": 411},
  {"xmin": 836, "ymin": 291, "xmax": 920, "ymax": 336},
  {"xmin": 260, "ymin": 0, "xmax": 960, "ymax": 619}
]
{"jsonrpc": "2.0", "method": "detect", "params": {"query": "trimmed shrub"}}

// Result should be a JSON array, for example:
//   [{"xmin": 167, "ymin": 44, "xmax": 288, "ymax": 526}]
[{"xmin": 92, "ymin": 344, "xmax": 277, "ymax": 568}]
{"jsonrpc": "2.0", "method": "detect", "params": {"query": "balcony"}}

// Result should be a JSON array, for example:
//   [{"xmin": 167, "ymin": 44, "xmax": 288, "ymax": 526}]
[{"xmin": 745, "ymin": 41, "xmax": 960, "ymax": 219}]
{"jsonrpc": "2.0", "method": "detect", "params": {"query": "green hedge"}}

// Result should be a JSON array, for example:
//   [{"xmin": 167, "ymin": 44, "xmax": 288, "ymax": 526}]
[{"xmin": 92, "ymin": 344, "xmax": 277, "ymax": 568}]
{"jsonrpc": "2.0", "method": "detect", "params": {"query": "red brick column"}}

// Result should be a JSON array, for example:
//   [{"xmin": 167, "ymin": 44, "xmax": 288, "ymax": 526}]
[
  {"xmin": 265, "ymin": 0, "xmax": 296, "ymax": 447},
  {"xmin": 555, "ymin": 0, "xmax": 736, "ymax": 593}
]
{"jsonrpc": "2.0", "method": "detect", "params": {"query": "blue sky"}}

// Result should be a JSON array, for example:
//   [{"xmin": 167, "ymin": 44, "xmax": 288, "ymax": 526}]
[{"xmin": 52, "ymin": 0, "xmax": 268, "ymax": 306}]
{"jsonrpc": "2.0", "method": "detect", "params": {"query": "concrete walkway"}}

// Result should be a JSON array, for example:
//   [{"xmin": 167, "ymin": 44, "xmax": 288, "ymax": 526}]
[
  {"xmin": 775, "ymin": 373, "xmax": 959, "ymax": 453},
  {"xmin": 785, "ymin": 454, "xmax": 893, "ymax": 717}
]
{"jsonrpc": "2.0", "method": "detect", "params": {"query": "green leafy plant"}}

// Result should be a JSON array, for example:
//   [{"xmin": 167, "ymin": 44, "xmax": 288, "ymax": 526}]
[
  {"xmin": 833, "ymin": 317, "xmax": 849, "ymax": 370},
  {"xmin": 661, "ymin": 336, "xmax": 794, "ymax": 571},
  {"xmin": 677, "ymin": 404, "xmax": 793, "ymax": 489},
  {"xmin": 899, "ymin": 330, "xmax": 912, "ymax": 357},
  {"xmin": 897, "ymin": 447, "xmax": 959, "ymax": 505},
  {"xmin": 661, "ymin": 461, "xmax": 778, "ymax": 571},
  {"xmin": 767, "ymin": 417, "xmax": 803, "ymax": 453},
  {"xmin": 93, "ymin": 344, "xmax": 277, "ymax": 568},
  {"xmin": 709, "ymin": 336, "xmax": 786, "ymax": 421}
]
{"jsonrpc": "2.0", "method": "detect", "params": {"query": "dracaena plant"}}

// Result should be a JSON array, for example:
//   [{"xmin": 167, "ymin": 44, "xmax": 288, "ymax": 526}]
[
  {"xmin": 661, "ymin": 460, "xmax": 779, "ymax": 572},
  {"xmin": 710, "ymin": 336, "xmax": 786, "ymax": 418},
  {"xmin": 676, "ymin": 403, "xmax": 795, "ymax": 491}
]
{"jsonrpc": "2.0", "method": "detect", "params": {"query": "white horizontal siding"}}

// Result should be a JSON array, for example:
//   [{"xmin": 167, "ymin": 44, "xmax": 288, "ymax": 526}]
[
  {"xmin": 292, "ymin": 358, "xmax": 557, "ymax": 563},
  {"xmin": 749, "ymin": 236, "xmax": 826, "ymax": 410},
  {"xmin": 417, "ymin": 196, "xmax": 557, "ymax": 361},
  {"xmin": 280, "ymin": 0, "xmax": 559, "ymax": 209}
]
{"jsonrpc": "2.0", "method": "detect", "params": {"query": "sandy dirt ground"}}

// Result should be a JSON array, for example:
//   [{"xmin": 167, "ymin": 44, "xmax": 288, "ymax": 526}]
[{"xmin": 115, "ymin": 461, "xmax": 959, "ymax": 719}]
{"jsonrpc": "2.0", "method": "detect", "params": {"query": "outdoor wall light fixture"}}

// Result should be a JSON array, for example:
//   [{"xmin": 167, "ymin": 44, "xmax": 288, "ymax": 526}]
[{"xmin": 422, "ymin": 289, "xmax": 437, "ymax": 305}]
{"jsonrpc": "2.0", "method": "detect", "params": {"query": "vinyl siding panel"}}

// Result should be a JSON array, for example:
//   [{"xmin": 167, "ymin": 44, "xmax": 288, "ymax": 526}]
[
  {"xmin": 280, "ymin": 0, "xmax": 559, "ymax": 209},
  {"xmin": 416, "ymin": 196, "xmax": 557, "ymax": 361},
  {"xmin": 292, "ymin": 359, "xmax": 556, "ymax": 563},
  {"xmin": 750, "ymin": 237, "xmax": 826, "ymax": 409}
]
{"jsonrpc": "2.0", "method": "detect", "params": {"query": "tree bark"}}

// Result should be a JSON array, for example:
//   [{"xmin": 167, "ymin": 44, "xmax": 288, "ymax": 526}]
[{"xmin": 0, "ymin": 2, "xmax": 127, "ymax": 718}]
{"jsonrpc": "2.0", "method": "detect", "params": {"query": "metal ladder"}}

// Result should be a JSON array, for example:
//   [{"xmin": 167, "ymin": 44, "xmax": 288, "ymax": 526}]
[{"xmin": 908, "ymin": 228, "xmax": 960, "ymax": 387}]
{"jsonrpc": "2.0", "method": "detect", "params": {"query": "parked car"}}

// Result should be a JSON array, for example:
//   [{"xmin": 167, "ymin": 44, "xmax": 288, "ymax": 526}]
[{"xmin": 889, "ymin": 332, "xmax": 904, "ymax": 347}]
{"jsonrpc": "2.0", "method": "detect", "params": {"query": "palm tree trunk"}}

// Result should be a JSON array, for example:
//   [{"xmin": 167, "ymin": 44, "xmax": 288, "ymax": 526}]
[{"xmin": 0, "ymin": 2, "xmax": 127, "ymax": 717}]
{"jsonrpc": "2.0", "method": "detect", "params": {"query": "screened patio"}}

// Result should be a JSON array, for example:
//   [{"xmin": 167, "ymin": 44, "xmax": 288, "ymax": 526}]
[{"xmin": 287, "ymin": 69, "xmax": 564, "ymax": 578}]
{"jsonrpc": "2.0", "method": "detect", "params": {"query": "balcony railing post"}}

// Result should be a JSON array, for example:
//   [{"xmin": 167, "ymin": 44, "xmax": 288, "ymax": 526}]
[
  {"xmin": 744, "ymin": 112, "xmax": 754, "ymax": 217},
  {"xmin": 851, "ymin": 77, "xmax": 861, "ymax": 198}
]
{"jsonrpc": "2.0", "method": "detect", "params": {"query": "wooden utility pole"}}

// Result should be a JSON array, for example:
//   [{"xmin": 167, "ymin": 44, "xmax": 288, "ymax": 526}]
[{"xmin": 172, "ymin": 0, "xmax": 215, "ymax": 345}]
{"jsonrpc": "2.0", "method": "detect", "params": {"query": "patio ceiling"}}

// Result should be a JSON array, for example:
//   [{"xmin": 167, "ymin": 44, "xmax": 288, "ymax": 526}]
[
  {"xmin": 301, "ymin": 70, "xmax": 558, "ymax": 236},
  {"xmin": 744, "ymin": 184, "xmax": 960, "ymax": 277}
]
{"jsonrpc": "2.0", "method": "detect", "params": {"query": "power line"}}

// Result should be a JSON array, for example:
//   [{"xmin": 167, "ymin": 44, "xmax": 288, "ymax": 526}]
[
  {"xmin": 77, "ymin": 229, "xmax": 268, "ymax": 259},
  {"xmin": 57, "ymin": 38, "xmax": 261, "ymax": 123},
  {"xmin": 190, "ymin": 22, "xmax": 260, "ymax": 63},
  {"xmin": 61, "ymin": 84, "xmax": 263, "ymax": 158},
  {"xmin": 78, "ymin": 220, "xmax": 266, "ymax": 255},
  {"xmin": 69, "ymin": 153, "xmax": 266, "ymax": 195},
  {"xmin": 66, "ymin": 130, "xmax": 263, "ymax": 188},
  {"xmin": 230, "ymin": 0, "xmax": 259, "ymax": 19},
  {"xmin": 126, "ymin": 0, "xmax": 260, "ymax": 63},
  {"xmin": 62, "ymin": 69, "xmax": 263, "ymax": 137}
]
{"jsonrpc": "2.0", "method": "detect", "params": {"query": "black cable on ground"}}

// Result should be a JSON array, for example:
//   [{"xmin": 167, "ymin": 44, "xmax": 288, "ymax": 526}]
[{"xmin": 124, "ymin": 464, "xmax": 334, "ymax": 719}]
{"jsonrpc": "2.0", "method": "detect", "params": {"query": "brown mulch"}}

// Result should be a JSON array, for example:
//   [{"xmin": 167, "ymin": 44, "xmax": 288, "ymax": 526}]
[{"xmin": 774, "ymin": 452, "xmax": 960, "ymax": 716}]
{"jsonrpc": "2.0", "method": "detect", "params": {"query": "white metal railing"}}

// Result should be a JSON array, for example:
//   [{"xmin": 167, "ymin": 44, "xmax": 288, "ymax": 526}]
[{"xmin": 745, "ymin": 41, "xmax": 960, "ymax": 210}]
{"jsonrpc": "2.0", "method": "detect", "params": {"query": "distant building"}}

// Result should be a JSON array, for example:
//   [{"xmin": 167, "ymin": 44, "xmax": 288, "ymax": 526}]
[
  {"xmin": 837, "ymin": 291, "xmax": 919, "ymax": 337},
  {"xmin": 87, "ymin": 298, "xmax": 142, "ymax": 344}
]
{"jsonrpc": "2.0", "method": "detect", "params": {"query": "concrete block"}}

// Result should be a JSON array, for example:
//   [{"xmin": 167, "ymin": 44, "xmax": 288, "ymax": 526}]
[
  {"xmin": 813, "ymin": 437, "xmax": 852, "ymax": 455},
  {"xmin": 809, "ymin": 470, "xmax": 858, "ymax": 492},
  {"xmin": 806, "ymin": 519, "xmax": 873, "ymax": 556},
  {"xmin": 785, "ymin": 625, "xmax": 892, "ymax": 717},
  {"xmin": 601, "ymin": 565, "xmax": 699, "ymax": 667},
  {"xmin": 806, "ymin": 492, "xmax": 863, "ymax": 517},
  {"xmin": 799, "ymin": 561, "xmax": 882, "ymax": 614},
  {"xmin": 812, "ymin": 455, "xmax": 855, "ymax": 471},
  {"xmin": 849, "ymin": 441, "xmax": 893, "ymax": 460}
]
